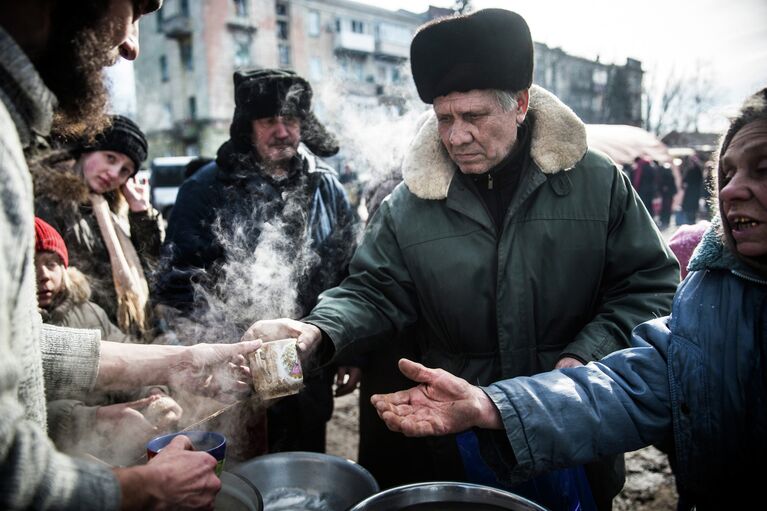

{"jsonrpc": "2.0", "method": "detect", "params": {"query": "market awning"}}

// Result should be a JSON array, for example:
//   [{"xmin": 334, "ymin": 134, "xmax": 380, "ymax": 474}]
[{"xmin": 585, "ymin": 124, "xmax": 672, "ymax": 166}]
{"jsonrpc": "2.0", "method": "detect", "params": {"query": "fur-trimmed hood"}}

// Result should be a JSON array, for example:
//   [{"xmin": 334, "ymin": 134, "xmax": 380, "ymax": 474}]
[
  {"xmin": 402, "ymin": 85, "xmax": 587, "ymax": 200},
  {"xmin": 688, "ymin": 216, "xmax": 767, "ymax": 282}
]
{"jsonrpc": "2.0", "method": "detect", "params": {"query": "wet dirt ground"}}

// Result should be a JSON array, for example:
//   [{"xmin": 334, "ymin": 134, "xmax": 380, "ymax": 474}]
[{"xmin": 327, "ymin": 391, "xmax": 678, "ymax": 510}]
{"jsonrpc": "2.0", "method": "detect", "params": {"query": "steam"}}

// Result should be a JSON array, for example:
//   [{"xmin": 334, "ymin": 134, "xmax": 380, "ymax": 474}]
[
  {"xmin": 315, "ymin": 63, "xmax": 427, "ymax": 190},
  {"xmin": 84, "ymin": 62, "xmax": 434, "ymax": 464}
]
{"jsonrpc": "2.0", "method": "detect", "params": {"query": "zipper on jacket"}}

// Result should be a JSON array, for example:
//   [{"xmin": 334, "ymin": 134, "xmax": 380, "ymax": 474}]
[
  {"xmin": 731, "ymin": 269, "xmax": 767, "ymax": 285},
  {"xmin": 488, "ymin": 174, "xmax": 494, "ymax": 190}
]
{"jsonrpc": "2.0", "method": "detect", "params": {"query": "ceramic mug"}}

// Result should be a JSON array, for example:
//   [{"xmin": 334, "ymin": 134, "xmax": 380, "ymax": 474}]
[{"xmin": 146, "ymin": 431, "xmax": 227, "ymax": 476}]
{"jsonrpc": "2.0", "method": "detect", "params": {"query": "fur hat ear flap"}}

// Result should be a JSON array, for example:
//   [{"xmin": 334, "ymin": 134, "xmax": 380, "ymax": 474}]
[{"xmin": 300, "ymin": 112, "xmax": 339, "ymax": 157}]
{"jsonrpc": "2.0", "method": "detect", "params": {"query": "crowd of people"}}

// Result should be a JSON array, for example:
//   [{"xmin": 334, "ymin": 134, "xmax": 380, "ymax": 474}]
[
  {"xmin": 0, "ymin": 2, "xmax": 763, "ymax": 511},
  {"xmin": 624, "ymin": 153, "xmax": 713, "ymax": 230}
]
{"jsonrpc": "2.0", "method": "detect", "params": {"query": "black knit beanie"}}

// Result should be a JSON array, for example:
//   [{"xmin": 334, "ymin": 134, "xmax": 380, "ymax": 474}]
[{"xmin": 79, "ymin": 115, "xmax": 148, "ymax": 174}]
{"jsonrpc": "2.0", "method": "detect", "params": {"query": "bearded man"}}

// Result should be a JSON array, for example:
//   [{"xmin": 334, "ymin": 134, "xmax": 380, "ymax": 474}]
[
  {"xmin": 0, "ymin": 2, "xmax": 261, "ymax": 509},
  {"xmin": 155, "ymin": 69, "xmax": 359, "ymax": 458}
]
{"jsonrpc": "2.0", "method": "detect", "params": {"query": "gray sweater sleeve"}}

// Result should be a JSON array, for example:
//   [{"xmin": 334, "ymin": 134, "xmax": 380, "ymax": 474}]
[
  {"xmin": 39, "ymin": 323, "xmax": 101, "ymax": 401},
  {"xmin": 0, "ymin": 74, "xmax": 120, "ymax": 509}
]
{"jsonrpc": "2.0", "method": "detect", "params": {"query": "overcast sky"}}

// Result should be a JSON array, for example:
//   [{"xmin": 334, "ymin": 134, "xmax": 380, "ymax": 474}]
[{"xmin": 360, "ymin": 0, "xmax": 767, "ymax": 130}]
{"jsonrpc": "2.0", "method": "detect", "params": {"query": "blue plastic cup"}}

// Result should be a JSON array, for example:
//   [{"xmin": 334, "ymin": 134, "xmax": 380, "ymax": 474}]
[{"xmin": 146, "ymin": 431, "xmax": 227, "ymax": 476}]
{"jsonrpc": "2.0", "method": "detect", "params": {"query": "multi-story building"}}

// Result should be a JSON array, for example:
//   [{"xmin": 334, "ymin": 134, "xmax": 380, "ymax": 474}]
[
  {"xmin": 135, "ymin": 1, "xmax": 642, "ymax": 158},
  {"xmin": 136, "ymin": 0, "xmax": 439, "ymax": 158},
  {"xmin": 534, "ymin": 42, "xmax": 643, "ymax": 126}
]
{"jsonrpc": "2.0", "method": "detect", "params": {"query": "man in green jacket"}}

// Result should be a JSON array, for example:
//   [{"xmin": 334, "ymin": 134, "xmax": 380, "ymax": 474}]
[{"xmin": 245, "ymin": 8, "xmax": 679, "ymax": 509}]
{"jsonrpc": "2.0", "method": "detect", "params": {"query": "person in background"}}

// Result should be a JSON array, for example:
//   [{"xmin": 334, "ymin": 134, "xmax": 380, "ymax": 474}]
[
  {"xmin": 668, "ymin": 220, "xmax": 712, "ymax": 279},
  {"xmin": 354, "ymin": 170, "xmax": 434, "ymax": 489},
  {"xmin": 680, "ymin": 154, "xmax": 704, "ymax": 224},
  {"xmin": 631, "ymin": 156, "xmax": 658, "ymax": 216},
  {"xmin": 33, "ymin": 115, "xmax": 163, "ymax": 341},
  {"xmin": 35, "ymin": 216, "xmax": 183, "ymax": 464},
  {"xmin": 371, "ymin": 86, "xmax": 767, "ymax": 511},
  {"xmin": 0, "ymin": 1, "xmax": 261, "ymax": 509},
  {"xmin": 155, "ymin": 69, "xmax": 359, "ymax": 460},
  {"xmin": 244, "ymin": 9, "xmax": 679, "ymax": 510},
  {"xmin": 657, "ymin": 161, "xmax": 677, "ymax": 230}
]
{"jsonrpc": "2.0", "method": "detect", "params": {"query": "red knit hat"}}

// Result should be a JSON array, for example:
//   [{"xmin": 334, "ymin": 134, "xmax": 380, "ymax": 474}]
[{"xmin": 34, "ymin": 217, "xmax": 69, "ymax": 267}]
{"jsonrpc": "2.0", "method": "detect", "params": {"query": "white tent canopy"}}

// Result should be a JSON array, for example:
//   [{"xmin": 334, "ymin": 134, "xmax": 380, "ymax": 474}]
[{"xmin": 585, "ymin": 124, "xmax": 672, "ymax": 166}]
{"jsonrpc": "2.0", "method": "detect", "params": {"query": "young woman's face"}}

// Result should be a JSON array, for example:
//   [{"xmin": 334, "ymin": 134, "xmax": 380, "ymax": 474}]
[
  {"xmin": 719, "ymin": 119, "xmax": 767, "ymax": 258},
  {"xmin": 35, "ymin": 251, "xmax": 65, "ymax": 308},
  {"xmin": 80, "ymin": 150, "xmax": 135, "ymax": 194}
]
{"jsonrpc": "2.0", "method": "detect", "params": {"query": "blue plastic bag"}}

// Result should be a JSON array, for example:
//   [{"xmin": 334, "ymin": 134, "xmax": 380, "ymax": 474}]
[{"xmin": 456, "ymin": 430, "xmax": 597, "ymax": 511}]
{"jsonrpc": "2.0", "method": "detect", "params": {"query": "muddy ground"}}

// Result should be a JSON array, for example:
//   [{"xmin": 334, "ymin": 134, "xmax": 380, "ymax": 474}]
[{"xmin": 326, "ymin": 391, "xmax": 678, "ymax": 510}]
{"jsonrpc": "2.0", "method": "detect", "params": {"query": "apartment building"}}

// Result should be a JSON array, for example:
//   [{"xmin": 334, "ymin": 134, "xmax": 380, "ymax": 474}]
[{"xmin": 135, "ymin": 1, "xmax": 642, "ymax": 158}]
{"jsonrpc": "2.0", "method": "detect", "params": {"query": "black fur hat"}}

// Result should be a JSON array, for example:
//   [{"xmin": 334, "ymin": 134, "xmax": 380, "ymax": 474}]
[
  {"xmin": 230, "ymin": 68, "xmax": 339, "ymax": 157},
  {"xmin": 410, "ymin": 9, "xmax": 534, "ymax": 104},
  {"xmin": 77, "ymin": 115, "xmax": 147, "ymax": 173}
]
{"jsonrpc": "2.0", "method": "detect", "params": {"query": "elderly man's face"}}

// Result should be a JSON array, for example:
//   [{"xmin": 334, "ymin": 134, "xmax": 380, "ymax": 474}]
[
  {"xmin": 434, "ymin": 89, "xmax": 529, "ymax": 174},
  {"xmin": 251, "ymin": 116, "xmax": 302, "ymax": 165}
]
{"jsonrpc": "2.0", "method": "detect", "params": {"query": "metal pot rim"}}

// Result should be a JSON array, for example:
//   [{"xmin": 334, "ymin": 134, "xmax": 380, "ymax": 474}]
[{"xmin": 348, "ymin": 481, "xmax": 548, "ymax": 511}]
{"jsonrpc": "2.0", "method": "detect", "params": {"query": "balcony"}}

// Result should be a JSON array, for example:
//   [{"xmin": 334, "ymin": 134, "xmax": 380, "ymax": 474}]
[
  {"xmin": 334, "ymin": 31, "xmax": 375, "ymax": 54},
  {"xmin": 375, "ymin": 40, "xmax": 409, "ymax": 59},
  {"xmin": 226, "ymin": 17, "xmax": 257, "ymax": 34},
  {"xmin": 161, "ymin": 14, "xmax": 192, "ymax": 39},
  {"xmin": 173, "ymin": 119, "xmax": 199, "ymax": 140}
]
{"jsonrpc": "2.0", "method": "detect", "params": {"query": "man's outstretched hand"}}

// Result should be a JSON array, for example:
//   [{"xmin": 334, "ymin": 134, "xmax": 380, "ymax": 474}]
[
  {"xmin": 370, "ymin": 358, "xmax": 502, "ymax": 437},
  {"xmin": 241, "ymin": 318, "xmax": 322, "ymax": 362}
]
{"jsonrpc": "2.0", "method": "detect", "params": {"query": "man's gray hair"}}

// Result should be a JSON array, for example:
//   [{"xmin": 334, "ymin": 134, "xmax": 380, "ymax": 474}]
[{"xmin": 493, "ymin": 90, "xmax": 522, "ymax": 112}]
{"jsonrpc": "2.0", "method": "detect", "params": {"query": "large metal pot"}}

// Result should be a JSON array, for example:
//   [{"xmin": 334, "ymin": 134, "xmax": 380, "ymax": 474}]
[
  {"xmin": 348, "ymin": 482, "xmax": 548, "ymax": 511},
  {"xmin": 231, "ymin": 451, "xmax": 379, "ymax": 511},
  {"xmin": 215, "ymin": 471, "xmax": 263, "ymax": 511}
]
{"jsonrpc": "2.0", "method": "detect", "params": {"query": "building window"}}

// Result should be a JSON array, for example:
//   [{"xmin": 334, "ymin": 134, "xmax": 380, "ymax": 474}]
[
  {"xmin": 276, "ymin": 2, "xmax": 287, "ymax": 16},
  {"xmin": 335, "ymin": 18, "xmax": 341, "ymax": 32},
  {"xmin": 309, "ymin": 57, "xmax": 322, "ymax": 81},
  {"xmin": 392, "ymin": 67, "xmax": 401, "ymax": 84},
  {"xmin": 351, "ymin": 20, "xmax": 364, "ymax": 34},
  {"xmin": 179, "ymin": 38, "xmax": 193, "ymax": 71},
  {"xmin": 159, "ymin": 55, "xmax": 169, "ymax": 82},
  {"xmin": 188, "ymin": 96, "xmax": 197, "ymax": 120},
  {"xmin": 234, "ymin": 39, "xmax": 251, "ymax": 67},
  {"xmin": 378, "ymin": 22, "xmax": 410, "ymax": 43},
  {"xmin": 233, "ymin": 0, "xmax": 248, "ymax": 17},
  {"xmin": 234, "ymin": 41, "xmax": 250, "ymax": 67},
  {"xmin": 180, "ymin": 0, "xmax": 190, "ymax": 17},
  {"xmin": 344, "ymin": 58, "xmax": 364, "ymax": 81},
  {"xmin": 277, "ymin": 20, "xmax": 289, "ymax": 40},
  {"xmin": 308, "ymin": 10, "xmax": 320, "ymax": 37},
  {"xmin": 278, "ymin": 44, "xmax": 291, "ymax": 66}
]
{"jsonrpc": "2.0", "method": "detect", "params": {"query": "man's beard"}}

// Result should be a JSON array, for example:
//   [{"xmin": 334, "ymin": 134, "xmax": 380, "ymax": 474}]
[{"xmin": 35, "ymin": 1, "xmax": 117, "ymax": 140}]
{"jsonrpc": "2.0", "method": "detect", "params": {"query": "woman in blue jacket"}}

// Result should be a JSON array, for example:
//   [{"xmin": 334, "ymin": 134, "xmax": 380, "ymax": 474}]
[{"xmin": 371, "ymin": 87, "xmax": 767, "ymax": 510}]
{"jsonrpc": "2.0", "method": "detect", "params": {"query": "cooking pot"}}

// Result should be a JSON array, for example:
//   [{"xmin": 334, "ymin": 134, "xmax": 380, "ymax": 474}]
[
  {"xmin": 348, "ymin": 482, "xmax": 548, "ymax": 511},
  {"xmin": 215, "ymin": 471, "xmax": 263, "ymax": 511},
  {"xmin": 232, "ymin": 451, "xmax": 379, "ymax": 510}
]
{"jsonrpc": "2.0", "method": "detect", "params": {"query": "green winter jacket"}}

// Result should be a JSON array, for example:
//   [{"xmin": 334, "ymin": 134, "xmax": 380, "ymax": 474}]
[{"xmin": 306, "ymin": 86, "xmax": 679, "ymax": 384}]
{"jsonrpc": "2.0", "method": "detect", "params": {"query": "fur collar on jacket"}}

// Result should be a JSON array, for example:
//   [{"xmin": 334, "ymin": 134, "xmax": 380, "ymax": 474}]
[{"xmin": 402, "ymin": 85, "xmax": 587, "ymax": 200}]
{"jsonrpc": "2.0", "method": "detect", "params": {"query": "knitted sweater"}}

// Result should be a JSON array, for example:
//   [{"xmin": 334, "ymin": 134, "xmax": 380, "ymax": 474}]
[{"xmin": 0, "ymin": 26, "xmax": 120, "ymax": 509}]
